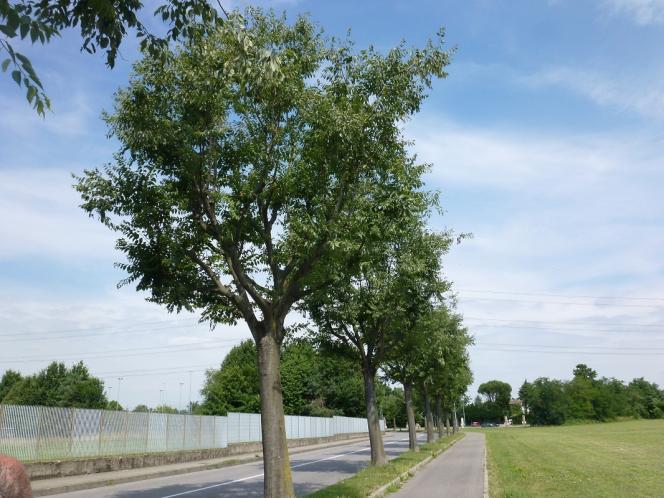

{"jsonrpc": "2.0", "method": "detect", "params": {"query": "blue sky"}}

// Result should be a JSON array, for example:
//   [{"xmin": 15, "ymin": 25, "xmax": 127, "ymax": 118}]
[{"xmin": 2, "ymin": 0, "xmax": 664, "ymax": 409}]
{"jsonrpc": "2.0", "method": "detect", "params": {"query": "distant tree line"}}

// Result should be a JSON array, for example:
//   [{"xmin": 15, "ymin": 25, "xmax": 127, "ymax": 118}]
[
  {"xmin": 519, "ymin": 364, "xmax": 664, "ymax": 425},
  {"xmin": 466, "ymin": 365, "xmax": 664, "ymax": 426},
  {"xmin": 0, "ymin": 362, "xmax": 107, "ymax": 409}
]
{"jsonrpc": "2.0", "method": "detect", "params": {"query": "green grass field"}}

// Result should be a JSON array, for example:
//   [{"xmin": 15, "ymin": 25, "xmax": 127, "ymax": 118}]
[{"xmin": 482, "ymin": 419, "xmax": 664, "ymax": 497}]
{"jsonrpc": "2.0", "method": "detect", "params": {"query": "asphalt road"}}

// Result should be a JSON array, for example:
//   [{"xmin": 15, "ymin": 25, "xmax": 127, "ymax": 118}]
[
  {"xmin": 48, "ymin": 432, "xmax": 420, "ymax": 498},
  {"xmin": 391, "ymin": 431, "xmax": 486, "ymax": 498}
]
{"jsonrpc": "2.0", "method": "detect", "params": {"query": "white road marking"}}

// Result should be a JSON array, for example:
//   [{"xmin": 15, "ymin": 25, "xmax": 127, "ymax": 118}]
[{"xmin": 159, "ymin": 437, "xmax": 410, "ymax": 498}]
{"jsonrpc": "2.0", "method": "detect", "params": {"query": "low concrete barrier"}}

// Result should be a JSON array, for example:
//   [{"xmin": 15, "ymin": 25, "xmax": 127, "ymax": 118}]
[{"xmin": 25, "ymin": 432, "xmax": 367, "ymax": 480}]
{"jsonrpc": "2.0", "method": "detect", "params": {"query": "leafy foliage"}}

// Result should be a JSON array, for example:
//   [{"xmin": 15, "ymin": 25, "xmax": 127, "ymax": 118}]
[
  {"xmin": 514, "ymin": 365, "xmax": 664, "ymax": 425},
  {"xmin": 0, "ymin": 0, "xmax": 222, "ymax": 114},
  {"xmin": 0, "ymin": 361, "xmax": 107, "ymax": 409},
  {"xmin": 199, "ymin": 338, "xmax": 375, "ymax": 417}
]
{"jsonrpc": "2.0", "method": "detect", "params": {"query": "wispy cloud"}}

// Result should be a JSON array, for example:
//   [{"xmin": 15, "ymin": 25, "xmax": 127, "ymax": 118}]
[
  {"xmin": 0, "ymin": 168, "xmax": 117, "ymax": 261},
  {"xmin": 602, "ymin": 0, "xmax": 664, "ymax": 25},
  {"xmin": 524, "ymin": 66, "xmax": 664, "ymax": 119}
]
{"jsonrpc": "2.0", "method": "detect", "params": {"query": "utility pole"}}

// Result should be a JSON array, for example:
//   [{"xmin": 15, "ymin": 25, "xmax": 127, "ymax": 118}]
[
  {"xmin": 159, "ymin": 389, "xmax": 164, "ymax": 411},
  {"xmin": 179, "ymin": 382, "xmax": 184, "ymax": 413},
  {"xmin": 116, "ymin": 377, "xmax": 123, "ymax": 408}
]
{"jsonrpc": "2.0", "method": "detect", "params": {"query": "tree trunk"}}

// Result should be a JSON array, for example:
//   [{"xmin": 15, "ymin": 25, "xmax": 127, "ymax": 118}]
[
  {"xmin": 423, "ymin": 385, "xmax": 434, "ymax": 443},
  {"xmin": 393, "ymin": 417, "xmax": 397, "ymax": 431},
  {"xmin": 435, "ymin": 395, "xmax": 443, "ymax": 438},
  {"xmin": 256, "ymin": 332, "xmax": 294, "ymax": 498},
  {"xmin": 453, "ymin": 403, "xmax": 459, "ymax": 433},
  {"xmin": 362, "ymin": 364, "xmax": 387, "ymax": 465},
  {"xmin": 403, "ymin": 381, "xmax": 418, "ymax": 451},
  {"xmin": 445, "ymin": 413, "xmax": 450, "ymax": 436}
]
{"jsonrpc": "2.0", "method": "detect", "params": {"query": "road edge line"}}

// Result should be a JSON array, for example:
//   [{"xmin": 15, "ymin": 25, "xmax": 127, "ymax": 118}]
[
  {"xmin": 32, "ymin": 434, "xmax": 374, "ymax": 497},
  {"xmin": 367, "ymin": 432, "xmax": 466, "ymax": 498}
]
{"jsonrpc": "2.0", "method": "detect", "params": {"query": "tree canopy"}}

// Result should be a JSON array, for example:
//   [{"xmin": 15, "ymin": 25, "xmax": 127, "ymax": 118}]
[
  {"xmin": 0, "ymin": 361, "xmax": 107, "ymax": 409},
  {"xmin": 74, "ymin": 8, "xmax": 453, "ymax": 493}
]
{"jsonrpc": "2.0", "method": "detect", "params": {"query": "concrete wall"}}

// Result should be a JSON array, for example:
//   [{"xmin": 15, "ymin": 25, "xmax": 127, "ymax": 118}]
[{"xmin": 25, "ymin": 432, "xmax": 367, "ymax": 480}]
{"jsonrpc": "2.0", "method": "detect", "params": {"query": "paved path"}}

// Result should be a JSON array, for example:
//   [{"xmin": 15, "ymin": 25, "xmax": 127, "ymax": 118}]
[
  {"xmin": 46, "ymin": 432, "xmax": 421, "ymax": 497},
  {"xmin": 391, "ymin": 432, "xmax": 486, "ymax": 498}
]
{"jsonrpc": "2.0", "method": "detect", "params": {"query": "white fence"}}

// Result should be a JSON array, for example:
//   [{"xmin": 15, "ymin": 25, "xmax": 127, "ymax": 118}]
[{"xmin": 0, "ymin": 405, "xmax": 382, "ymax": 462}]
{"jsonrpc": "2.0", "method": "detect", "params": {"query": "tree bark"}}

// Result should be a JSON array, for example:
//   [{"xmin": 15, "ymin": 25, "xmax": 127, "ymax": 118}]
[
  {"xmin": 256, "ymin": 331, "xmax": 294, "ymax": 498},
  {"xmin": 445, "ymin": 413, "xmax": 450, "ymax": 436},
  {"xmin": 362, "ymin": 364, "xmax": 387, "ymax": 465},
  {"xmin": 453, "ymin": 403, "xmax": 459, "ymax": 433},
  {"xmin": 403, "ymin": 381, "xmax": 418, "ymax": 451},
  {"xmin": 435, "ymin": 395, "xmax": 443, "ymax": 439},
  {"xmin": 423, "ymin": 385, "xmax": 434, "ymax": 443}
]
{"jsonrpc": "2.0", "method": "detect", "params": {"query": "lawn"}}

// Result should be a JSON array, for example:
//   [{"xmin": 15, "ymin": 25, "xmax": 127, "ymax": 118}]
[{"xmin": 482, "ymin": 419, "xmax": 664, "ymax": 497}]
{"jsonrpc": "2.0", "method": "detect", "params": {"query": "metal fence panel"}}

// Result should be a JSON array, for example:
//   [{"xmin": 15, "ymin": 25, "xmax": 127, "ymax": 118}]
[
  {"xmin": 0, "ymin": 405, "xmax": 372, "ymax": 461},
  {"xmin": 147, "ymin": 412, "xmax": 168, "ymax": 453}
]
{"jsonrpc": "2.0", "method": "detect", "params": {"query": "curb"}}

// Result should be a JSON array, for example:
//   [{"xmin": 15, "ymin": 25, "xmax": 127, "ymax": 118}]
[
  {"xmin": 367, "ymin": 432, "xmax": 465, "ymax": 498},
  {"xmin": 32, "ymin": 434, "xmax": 370, "ymax": 497},
  {"xmin": 483, "ymin": 440, "xmax": 489, "ymax": 498}
]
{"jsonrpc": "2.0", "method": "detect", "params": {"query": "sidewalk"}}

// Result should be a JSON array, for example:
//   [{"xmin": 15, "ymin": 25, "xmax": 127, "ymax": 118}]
[
  {"xmin": 390, "ymin": 431, "xmax": 486, "ymax": 498},
  {"xmin": 30, "ymin": 435, "xmax": 369, "ymax": 496}
]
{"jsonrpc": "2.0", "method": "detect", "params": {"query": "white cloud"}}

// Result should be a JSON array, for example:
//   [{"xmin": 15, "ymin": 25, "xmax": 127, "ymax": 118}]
[
  {"xmin": 409, "ymin": 115, "xmax": 664, "ymax": 391},
  {"xmin": 524, "ymin": 66, "xmax": 664, "ymax": 120},
  {"xmin": 0, "ymin": 287, "xmax": 253, "ymax": 409},
  {"xmin": 0, "ymin": 92, "xmax": 94, "ymax": 138},
  {"xmin": 0, "ymin": 168, "xmax": 117, "ymax": 261},
  {"xmin": 602, "ymin": 0, "xmax": 664, "ymax": 25}
]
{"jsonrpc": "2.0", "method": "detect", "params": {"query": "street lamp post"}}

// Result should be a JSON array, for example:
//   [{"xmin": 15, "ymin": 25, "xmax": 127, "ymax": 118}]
[
  {"xmin": 179, "ymin": 382, "xmax": 184, "ymax": 413},
  {"xmin": 116, "ymin": 377, "xmax": 123, "ymax": 408}
]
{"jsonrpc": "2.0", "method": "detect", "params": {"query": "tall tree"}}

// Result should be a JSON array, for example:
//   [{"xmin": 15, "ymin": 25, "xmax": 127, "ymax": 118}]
[
  {"xmin": 200, "ymin": 340, "xmax": 261, "ymax": 415},
  {"xmin": 0, "ymin": 370, "xmax": 22, "ymax": 403},
  {"xmin": 75, "ymin": 9, "xmax": 451, "ymax": 492},
  {"xmin": 382, "ymin": 231, "xmax": 451, "ymax": 451},
  {"xmin": 305, "ymin": 220, "xmax": 447, "ymax": 463},
  {"xmin": 432, "ymin": 311, "xmax": 473, "ymax": 434},
  {"xmin": 478, "ymin": 380, "xmax": 511, "ymax": 422}
]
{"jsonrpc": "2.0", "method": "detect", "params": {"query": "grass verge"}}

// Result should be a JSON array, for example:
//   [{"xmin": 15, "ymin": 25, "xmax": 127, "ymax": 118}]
[
  {"xmin": 482, "ymin": 419, "xmax": 664, "ymax": 497},
  {"xmin": 307, "ymin": 432, "xmax": 464, "ymax": 498}
]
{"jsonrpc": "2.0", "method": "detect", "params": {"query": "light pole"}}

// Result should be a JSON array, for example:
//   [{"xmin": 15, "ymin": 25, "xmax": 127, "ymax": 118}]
[
  {"xmin": 116, "ymin": 377, "xmax": 123, "ymax": 408},
  {"xmin": 159, "ymin": 389, "xmax": 164, "ymax": 411},
  {"xmin": 179, "ymin": 382, "xmax": 184, "ymax": 413}
]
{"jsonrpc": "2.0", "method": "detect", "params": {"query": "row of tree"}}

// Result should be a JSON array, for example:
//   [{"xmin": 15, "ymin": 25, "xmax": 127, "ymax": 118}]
[
  {"xmin": 519, "ymin": 364, "xmax": 664, "ymax": 425},
  {"xmin": 71, "ymin": 8, "xmax": 470, "ymax": 497}
]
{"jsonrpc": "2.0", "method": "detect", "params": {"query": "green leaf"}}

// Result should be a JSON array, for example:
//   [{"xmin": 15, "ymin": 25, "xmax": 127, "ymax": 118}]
[
  {"xmin": 0, "ymin": 23, "xmax": 17, "ymax": 37},
  {"xmin": 19, "ymin": 19, "xmax": 28, "ymax": 39},
  {"xmin": 6, "ymin": 9, "xmax": 19, "ymax": 31},
  {"xmin": 1, "ymin": 59, "xmax": 10, "ymax": 72},
  {"xmin": 11, "ymin": 69, "xmax": 21, "ymax": 85},
  {"xmin": 26, "ymin": 85, "xmax": 36, "ymax": 103}
]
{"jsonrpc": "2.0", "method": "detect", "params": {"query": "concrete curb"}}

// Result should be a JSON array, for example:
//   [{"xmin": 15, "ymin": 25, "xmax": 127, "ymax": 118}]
[
  {"xmin": 483, "ymin": 440, "xmax": 489, "ymax": 498},
  {"xmin": 32, "ymin": 434, "xmax": 370, "ymax": 497},
  {"xmin": 367, "ymin": 432, "xmax": 465, "ymax": 498}
]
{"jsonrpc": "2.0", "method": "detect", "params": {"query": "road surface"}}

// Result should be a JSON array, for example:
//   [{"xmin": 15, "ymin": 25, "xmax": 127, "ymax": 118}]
[
  {"xmin": 391, "ymin": 431, "xmax": 486, "ymax": 498},
  {"xmin": 47, "ymin": 432, "xmax": 420, "ymax": 497}
]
